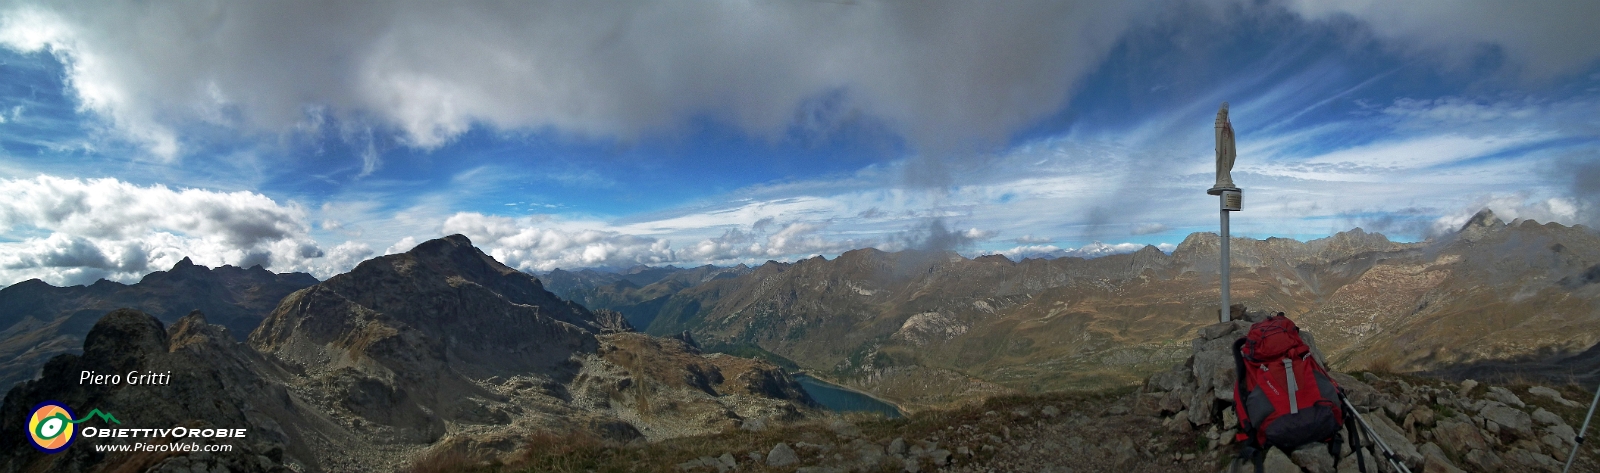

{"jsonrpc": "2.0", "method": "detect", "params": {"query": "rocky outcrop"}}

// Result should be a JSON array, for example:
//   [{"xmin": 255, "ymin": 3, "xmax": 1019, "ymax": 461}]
[
  {"xmin": 1140, "ymin": 309, "xmax": 1591, "ymax": 473},
  {"xmin": 0, "ymin": 309, "xmax": 348, "ymax": 473}
]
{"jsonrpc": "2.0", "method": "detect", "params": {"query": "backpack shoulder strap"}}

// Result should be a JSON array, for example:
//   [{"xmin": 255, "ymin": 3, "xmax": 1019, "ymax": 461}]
[{"xmin": 1231, "ymin": 337, "xmax": 1254, "ymax": 435}]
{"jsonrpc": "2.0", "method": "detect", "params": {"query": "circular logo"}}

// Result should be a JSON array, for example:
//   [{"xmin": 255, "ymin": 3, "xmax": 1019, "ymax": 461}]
[{"xmin": 27, "ymin": 401, "xmax": 76, "ymax": 453}]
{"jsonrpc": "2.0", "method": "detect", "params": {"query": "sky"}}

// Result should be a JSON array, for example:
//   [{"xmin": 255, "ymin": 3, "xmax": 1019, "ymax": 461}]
[{"xmin": 0, "ymin": 0, "xmax": 1597, "ymax": 286}]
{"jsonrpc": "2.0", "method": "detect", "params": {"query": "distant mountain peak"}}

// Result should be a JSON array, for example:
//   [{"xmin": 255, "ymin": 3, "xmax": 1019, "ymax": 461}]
[
  {"xmin": 173, "ymin": 256, "xmax": 196, "ymax": 269},
  {"xmin": 409, "ymin": 233, "xmax": 476, "ymax": 255},
  {"xmin": 1461, "ymin": 208, "xmax": 1504, "ymax": 231}
]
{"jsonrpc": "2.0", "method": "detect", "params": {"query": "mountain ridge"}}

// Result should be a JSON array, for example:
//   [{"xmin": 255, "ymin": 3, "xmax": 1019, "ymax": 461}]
[
  {"xmin": 1, "ymin": 234, "xmax": 819, "ymax": 472},
  {"xmin": 550, "ymin": 217, "xmax": 1600, "ymax": 410},
  {"xmin": 0, "ymin": 259, "xmax": 318, "ymax": 392}
]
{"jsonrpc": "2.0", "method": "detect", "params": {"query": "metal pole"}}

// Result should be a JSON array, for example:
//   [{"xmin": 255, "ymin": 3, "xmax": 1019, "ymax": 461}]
[
  {"xmin": 1344, "ymin": 398, "xmax": 1415, "ymax": 473},
  {"xmin": 1566, "ymin": 380, "xmax": 1600, "ymax": 473},
  {"xmin": 1220, "ymin": 204, "xmax": 1230, "ymax": 323}
]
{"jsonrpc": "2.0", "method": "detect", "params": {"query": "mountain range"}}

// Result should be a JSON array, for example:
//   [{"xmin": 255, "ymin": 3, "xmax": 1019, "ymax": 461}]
[
  {"xmin": 548, "ymin": 210, "xmax": 1600, "ymax": 410},
  {"xmin": 0, "ymin": 259, "xmax": 318, "ymax": 391},
  {"xmin": 1, "ymin": 236, "xmax": 814, "ymax": 472},
  {"xmin": 3, "ymin": 209, "xmax": 1597, "ymax": 471}
]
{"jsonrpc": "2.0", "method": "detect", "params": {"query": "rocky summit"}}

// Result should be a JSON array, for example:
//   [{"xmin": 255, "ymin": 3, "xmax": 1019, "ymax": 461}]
[{"xmin": 0, "ymin": 235, "xmax": 818, "ymax": 472}]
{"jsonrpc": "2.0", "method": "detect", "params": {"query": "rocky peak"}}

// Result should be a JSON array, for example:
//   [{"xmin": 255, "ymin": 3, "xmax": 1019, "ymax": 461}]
[
  {"xmin": 250, "ymin": 233, "xmax": 605, "ymax": 389},
  {"xmin": 136, "ymin": 256, "xmax": 211, "ymax": 285},
  {"xmin": 81, "ymin": 308, "xmax": 170, "ymax": 373},
  {"xmin": 400, "ymin": 233, "xmax": 524, "ymax": 282},
  {"xmin": 168, "ymin": 310, "xmax": 237, "ymax": 350},
  {"xmin": 1461, "ymin": 208, "xmax": 1504, "ymax": 231},
  {"xmin": 974, "ymin": 254, "xmax": 1014, "ymax": 265}
]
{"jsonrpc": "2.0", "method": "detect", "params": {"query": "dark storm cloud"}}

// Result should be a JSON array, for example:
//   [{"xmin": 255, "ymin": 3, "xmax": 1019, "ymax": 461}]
[
  {"xmin": 1279, "ymin": 0, "xmax": 1600, "ymax": 79},
  {"xmin": 1554, "ymin": 151, "xmax": 1600, "ymax": 227},
  {"xmin": 895, "ymin": 218, "xmax": 993, "ymax": 252}
]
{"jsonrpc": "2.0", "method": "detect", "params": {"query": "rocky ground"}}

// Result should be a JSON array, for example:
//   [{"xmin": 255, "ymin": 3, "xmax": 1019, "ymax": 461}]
[{"xmin": 450, "ymin": 312, "xmax": 1599, "ymax": 473}]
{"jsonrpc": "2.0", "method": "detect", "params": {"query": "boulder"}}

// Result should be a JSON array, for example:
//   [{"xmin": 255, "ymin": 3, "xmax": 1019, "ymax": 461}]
[
  {"xmin": 1263, "ymin": 447, "xmax": 1301, "ymax": 473},
  {"xmin": 1503, "ymin": 447, "xmax": 1561, "ymax": 472},
  {"xmin": 1463, "ymin": 449, "xmax": 1504, "ymax": 471},
  {"xmin": 1485, "ymin": 386, "xmax": 1526, "ymax": 408},
  {"xmin": 1433, "ymin": 419, "xmax": 1489, "ymax": 454},
  {"xmin": 1187, "ymin": 320, "xmax": 1252, "ymax": 425},
  {"xmin": 1458, "ymin": 379, "xmax": 1479, "ymax": 397},
  {"xmin": 1336, "ymin": 448, "xmax": 1380, "ymax": 473},
  {"xmin": 887, "ymin": 437, "xmax": 907, "ymax": 456},
  {"xmin": 767, "ymin": 443, "xmax": 798, "ymax": 467},
  {"xmin": 1290, "ymin": 443, "xmax": 1335, "ymax": 473},
  {"xmin": 901, "ymin": 458, "xmax": 920, "ymax": 473},
  {"xmin": 1546, "ymin": 422, "xmax": 1577, "ymax": 445},
  {"xmin": 857, "ymin": 443, "xmax": 887, "ymax": 466},
  {"xmin": 1421, "ymin": 452, "xmax": 1466, "ymax": 473},
  {"xmin": 1147, "ymin": 366, "xmax": 1189, "ymax": 392},
  {"xmin": 1410, "ymin": 406, "xmax": 1435, "ymax": 428},
  {"xmin": 1161, "ymin": 389, "xmax": 1186, "ymax": 415},
  {"xmin": 1134, "ymin": 392, "xmax": 1166, "ymax": 416},
  {"xmin": 1479, "ymin": 404, "xmax": 1535, "ymax": 440},
  {"xmin": 1331, "ymin": 372, "xmax": 1378, "ymax": 407},
  {"xmin": 1363, "ymin": 412, "xmax": 1424, "ymax": 469},
  {"xmin": 1528, "ymin": 386, "xmax": 1584, "ymax": 408},
  {"xmin": 1531, "ymin": 408, "xmax": 1564, "ymax": 427},
  {"xmin": 1541, "ymin": 432, "xmax": 1571, "ymax": 459},
  {"xmin": 1417, "ymin": 442, "xmax": 1465, "ymax": 473}
]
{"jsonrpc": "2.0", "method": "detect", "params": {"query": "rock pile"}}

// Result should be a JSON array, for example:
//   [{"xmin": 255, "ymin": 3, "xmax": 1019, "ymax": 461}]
[
  {"xmin": 677, "ymin": 432, "xmax": 963, "ymax": 473},
  {"xmin": 1139, "ymin": 310, "xmax": 1592, "ymax": 473}
]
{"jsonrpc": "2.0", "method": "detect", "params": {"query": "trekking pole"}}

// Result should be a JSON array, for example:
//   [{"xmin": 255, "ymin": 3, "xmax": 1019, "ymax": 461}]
[
  {"xmin": 1342, "ymin": 398, "xmax": 1414, "ymax": 473},
  {"xmin": 1566, "ymin": 380, "xmax": 1600, "ymax": 473}
]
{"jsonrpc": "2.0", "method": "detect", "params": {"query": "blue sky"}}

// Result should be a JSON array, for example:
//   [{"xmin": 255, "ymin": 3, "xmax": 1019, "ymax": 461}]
[{"xmin": 0, "ymin": 1, "xmax": 1597, "ymax": 286}]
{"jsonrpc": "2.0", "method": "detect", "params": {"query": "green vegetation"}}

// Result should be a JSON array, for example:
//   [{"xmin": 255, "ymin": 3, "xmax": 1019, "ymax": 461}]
[{"xmin": 1432, "ymin": 403, "xmax": 1456, "ymax": 419}]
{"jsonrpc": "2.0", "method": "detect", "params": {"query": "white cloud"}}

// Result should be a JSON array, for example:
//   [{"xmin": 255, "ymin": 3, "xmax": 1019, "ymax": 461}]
[
  {"xmin": 441, "ymin": 213, "xmax": 678, "ymax": 271},
  {"xmin": 992, "ymin": 241, "xmax": 1165, "ymax": 261},
  {"xmin": 1429, "ymin": 193, "xmax": 1583, "ymax": 237},
  {"xmin": 1014, "ymin": 234, "xmax": 1053, "ymax": 244},
  {"xmin": 0, "ymin": 175, "xmax": 305, "ymax": 246},
  {"xmin": 0, "ymin": 7, "xmax": 180, "ymax": 159},
  {"xmin": 0, "ymin": 175, "xmax": 360, "ymax": 285},
  {"xmin": 1064, "ymin": 242, "xmax": 1156, "ymax": 259},
  {"xmin": 316, "ymin": 241, "xmax": 374, "ymax": 275},
  {"xmin": 1295, "ymin": 131, "xmax": 1555, "ymax": 175},
  {"xmin": 684, "ymin": 220, "xmax": 873, "ymax": 263},
  {"xmin": 384, "ymin": 236, "xmax": 419, "ymax": 256},
  {"xmin": 0, "ymin": 1, "xmax": 1156, "ymax": 162}
]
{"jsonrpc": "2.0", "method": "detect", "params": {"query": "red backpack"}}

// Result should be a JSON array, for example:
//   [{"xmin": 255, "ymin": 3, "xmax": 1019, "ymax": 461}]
[{"xmin": 1231, "ymin": 313, "xmax": 1365, "ymax": 472}]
